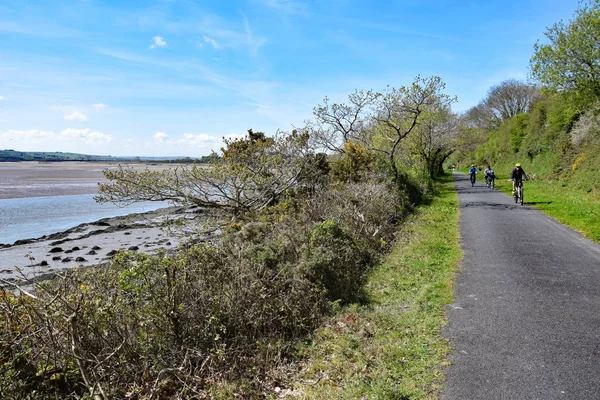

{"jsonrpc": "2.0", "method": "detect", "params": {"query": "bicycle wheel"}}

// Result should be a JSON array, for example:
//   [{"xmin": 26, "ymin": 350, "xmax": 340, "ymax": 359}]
[
  {"xmin": 520, "ymin": 187, "xmax": 524, "ymax": 205},
  {"xmin": 491, "ymin": 179, "xmax": 495, "ymax": 189}
]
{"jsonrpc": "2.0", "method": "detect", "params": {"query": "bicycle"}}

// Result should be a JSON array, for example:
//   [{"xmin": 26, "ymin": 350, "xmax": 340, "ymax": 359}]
[
  {"xmin": 486, "ymin": 175, "xmax": 495, "ymax": 189},
  {"xmin": 470, "ymin": 173, "xmax": 476, "ymax": 187},
  {"xmin": 513, "ymin": 179, "xmax": 524, "ymax": 205}
]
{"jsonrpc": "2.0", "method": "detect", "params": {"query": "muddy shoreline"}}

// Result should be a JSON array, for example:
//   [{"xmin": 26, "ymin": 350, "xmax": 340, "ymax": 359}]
[
  {"xmin": 0, "ymin": 161, "xmax": 216, "ymax": 287},
  {"xmin": 0, "ymin": 204, "xmax": 216, "ymax": 287}
]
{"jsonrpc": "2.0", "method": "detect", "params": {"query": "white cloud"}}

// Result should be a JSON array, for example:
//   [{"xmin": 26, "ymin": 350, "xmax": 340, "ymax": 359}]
[
  {"xmin": 150, "ymin": 132, "xmax": 230, "ymax": 152},
  {"xmin": 203, "ymin": 36, "xmax": 220, "ymax": 49},
  {"xmin": 1, "ymin": 129, "xmax": 54, "ymax": 140},
  {"xmin": 0, "ymin": 96, "xmax": 4, "ymax": 101},
  {"xmin": 154, "ymin": 131, "xmax": 168, "ymax": 141},
  {"xmin": 64, "ymin": 111, "xmax": 88, "ymax": 121},
  {"xmin": 150, "ymin": 36, "xmax": 167, "ymax": 49},
  {"xmin": 60, "ymin": 128, "xmax": 112, "ymax": 143},
  {"xmin": 1, "ymin": 128, "xmax": 112, "ymax": 147},
  {"xmin": 92, "ymin": 103, "xmax": 108, "ymax": 110}
]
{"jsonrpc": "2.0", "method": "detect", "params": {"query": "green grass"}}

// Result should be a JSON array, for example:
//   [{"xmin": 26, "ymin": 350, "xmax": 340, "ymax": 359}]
[
  {"xmin": 287, "ymin": 175, "xmax": 462, "ymax": 399},
  {"xmin": 489, "ymin": 176, "xmax": 600, "ymax": 243}
]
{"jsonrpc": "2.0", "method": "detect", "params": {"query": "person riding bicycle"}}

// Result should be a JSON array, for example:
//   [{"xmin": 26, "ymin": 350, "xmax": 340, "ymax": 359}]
[
  {"xmin": 484, "ymin": 165, "xmax": 495, "ymax": 186},
  {"xmin": 469, "ymin": 164, "xmax": 477, "ymax": 185},
  {"xmin": 511, "ymin": 163, "xmax": 528, "ymax": 194}
]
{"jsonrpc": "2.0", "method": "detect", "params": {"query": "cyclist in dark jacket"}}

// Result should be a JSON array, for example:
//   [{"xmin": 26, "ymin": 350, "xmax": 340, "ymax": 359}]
[{"xmin": 511, "ymin": 163, "xmax": 528, "ymax": 193}]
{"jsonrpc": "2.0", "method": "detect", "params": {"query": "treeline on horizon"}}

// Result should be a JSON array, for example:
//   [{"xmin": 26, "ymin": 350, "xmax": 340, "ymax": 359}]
[
  {"xmin": 0, "ymin": 149, "xmax": 220, "ymax": 163},
  {"xmin": 1, "ymin": 1, "xmax": 599, "ymax": 399}
]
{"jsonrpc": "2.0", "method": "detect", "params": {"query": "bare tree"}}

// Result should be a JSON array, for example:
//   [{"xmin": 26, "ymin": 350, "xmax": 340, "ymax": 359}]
[
  {"xmin": 371, "ymin": 76, "xmax": 456, "ymax": 186},
  {"xmin": 308, "ymin": 89, "xmax": 379, "ymax": 154},
  {"xmin": 485, "ymin": 79, "xmax": 539, "ymax": 122},
  {"xmin": 463, "ymin": 101, "xmax": 498, "ymax": 131},
  {"xmin": 413, "ymin": 105, "xmax": 460, "ymax": 177},
  {"xmin": 96, "ymin": 130, "xmax": 315, "ymax": 214}
]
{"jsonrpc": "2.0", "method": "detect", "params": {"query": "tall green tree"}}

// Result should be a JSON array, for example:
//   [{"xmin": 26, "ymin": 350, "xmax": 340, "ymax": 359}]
[{"xmin": 530, "ymin": 0, "xmax": 600, "ymax": 104}]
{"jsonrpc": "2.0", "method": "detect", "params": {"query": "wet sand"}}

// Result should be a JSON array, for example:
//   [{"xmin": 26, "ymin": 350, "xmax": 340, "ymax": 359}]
[
  {"xmin": 0, "ymin": 161, "xmax": 172, "ymax": 199},
  {"xmin": 0, "ymin": 162, "xmax": 212, "ymax": 287}
]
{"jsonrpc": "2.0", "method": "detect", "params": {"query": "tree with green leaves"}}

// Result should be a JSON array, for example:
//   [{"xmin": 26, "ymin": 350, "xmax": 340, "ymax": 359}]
[
  {"xmin": 371, "ymin": 76, "xmax": 456, "ymax": 186},
  {"xmin": 530, "ymin": 0, "xmax": 600, "ymax": 104}
]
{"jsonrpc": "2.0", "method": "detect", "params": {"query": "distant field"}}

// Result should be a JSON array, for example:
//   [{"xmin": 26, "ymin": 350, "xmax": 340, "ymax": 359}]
[{"xmin": 0, "ymin": 161, "xmax": 182, "ymax": 199}]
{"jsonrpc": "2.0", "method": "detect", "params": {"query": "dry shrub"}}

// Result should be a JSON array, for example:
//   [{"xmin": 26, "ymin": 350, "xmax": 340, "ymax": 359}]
[{"xmin": 0, "ymin": 182, "xmax": 406, "ymax": 399}]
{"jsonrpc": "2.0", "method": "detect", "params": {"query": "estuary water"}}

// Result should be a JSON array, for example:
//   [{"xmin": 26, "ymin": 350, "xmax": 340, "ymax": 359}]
[
  {"xmin": 0, "ymin": 162, "xmax": 180, "ymax": 246},
  {"xmin": 0, "ymin": 194, "xmax": 169, "ymax": 245}
]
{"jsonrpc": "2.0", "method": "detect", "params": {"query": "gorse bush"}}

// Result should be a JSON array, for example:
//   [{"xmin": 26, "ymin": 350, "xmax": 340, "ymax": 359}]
[{"xmin": 0, "ymin": 179, "xmax": 411, "ymax": 399}]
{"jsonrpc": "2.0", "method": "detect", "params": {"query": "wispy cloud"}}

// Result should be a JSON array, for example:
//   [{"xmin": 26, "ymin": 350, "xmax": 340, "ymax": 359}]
[
  {"xmin": 92, "ymin": 103, "xmax": 108, "ymax": 110},
  {"xmin": 150, "ymin": 36, "xmax": 167, "ymax": 49},
  {"xmin": 242, "ymin": 15, "xmax": 267, "ymax": 57},
  {"xmin": 257, "ymin": 0, "xmax": 307, "ymax": 15},
  {"xmin": 203, "ymin": 36, "xmax": 220, "ymax": 49},
  {"xmin": 0, "ymin": 95, "xmax": 4, "ymax": 101},
  {"xmin": 64, "ymin": 111, "xmax": 88, "ymax": 121}
]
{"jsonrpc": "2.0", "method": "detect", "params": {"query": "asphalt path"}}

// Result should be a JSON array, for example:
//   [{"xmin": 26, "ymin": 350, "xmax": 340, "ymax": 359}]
[{"xmin": 442, "ymin": 173, "xmax": 600, "ymax": 400}]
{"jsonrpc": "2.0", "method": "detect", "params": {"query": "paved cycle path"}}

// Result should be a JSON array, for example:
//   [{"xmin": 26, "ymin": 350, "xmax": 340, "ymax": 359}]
[{"xmin": 442, "ymin": 173, "xmax": 600, "ymax": 400}]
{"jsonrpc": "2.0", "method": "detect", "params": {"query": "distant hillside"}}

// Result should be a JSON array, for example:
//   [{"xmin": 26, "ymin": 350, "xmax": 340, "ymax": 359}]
[
  {"xmin": 0, "ymin": 149, "xmax": 219, "ymax": 163},
  {"xmin": 0, "ymin": 149, "xmax": 120, "ymax": 162}
]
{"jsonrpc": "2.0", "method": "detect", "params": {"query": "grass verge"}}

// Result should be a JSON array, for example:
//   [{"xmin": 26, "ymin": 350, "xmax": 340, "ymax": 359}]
[
  {"xmin": 488, "ymin": 177, "xmax": 600, "ymax": 243},
  {"xmin": 286, "ymin": 175, "xmax": 462, "ymax": 399}
]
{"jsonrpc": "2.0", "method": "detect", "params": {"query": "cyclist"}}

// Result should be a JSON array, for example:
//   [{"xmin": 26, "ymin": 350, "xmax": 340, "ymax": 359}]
[
  {"xmin": 469, "ymin": 164, "xmax": 477, "ymax": 186},
  {"xmin": 510, "ymin": 163, "xmax": 528, "ymax": 194},
  {"xmin": 484, "ymin": 165, "xmax": 495, "ymax": 187}
]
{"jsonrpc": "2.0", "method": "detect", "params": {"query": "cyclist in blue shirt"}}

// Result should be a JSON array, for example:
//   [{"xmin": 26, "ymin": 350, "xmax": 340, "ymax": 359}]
[{"xmin": 469, "ymin": 164, "xmax": 477, "ymax": 186}]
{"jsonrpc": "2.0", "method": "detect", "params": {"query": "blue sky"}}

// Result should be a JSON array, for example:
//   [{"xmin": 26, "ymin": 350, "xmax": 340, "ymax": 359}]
[{"xmin": 0, "ymin": 0, "xmax": 580, "ymax": 157}]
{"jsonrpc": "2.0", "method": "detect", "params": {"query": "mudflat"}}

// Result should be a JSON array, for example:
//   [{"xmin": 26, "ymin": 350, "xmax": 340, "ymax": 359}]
[
  {"xmin": 0, "ymin": 161, "xmax": 174, "ymax": 199},
  {"xmin": 0, "ymin": 161, "xmax": 211, "ymax": 287}
]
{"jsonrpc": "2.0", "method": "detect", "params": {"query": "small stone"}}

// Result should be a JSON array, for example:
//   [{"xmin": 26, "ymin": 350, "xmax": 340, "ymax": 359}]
[
  {"xmin": 52, "ymin": 256, "xmax": 62, "ymax": 261},
  {"xmin": 49, "ymin": 247, "xmax": 63, "ymax": 253},
  {"xmin": 75, "ymin": 257, "xmax": 86, "ymax": 262},
  {"xmin": 124, "ymin": 232, "xmax": 131, "ymax": 235},
  {"xmin": 62, "ymin": 257, "xmax": 72, "ymax": 263},
  {"xmin": 106, "ymin": 250, "xmax": 118, "ymax": 256},
  {"xmin": 92, "ymin": 246, "xmax": 101, "ymax": 250},
  {"xmin": 40, "ymin": 261, "xmax": 48, "ymax": 266},
  {"xmin": 128, "ymin": 246, "xmax": 139, "ymax": 251},
  {"xmin": 71, "ymin": 246, "xmax": 80, "ymax": 251},
  {"xmin": 87, "ymin": 250, "xmax": 97, "ymax": 255}
]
